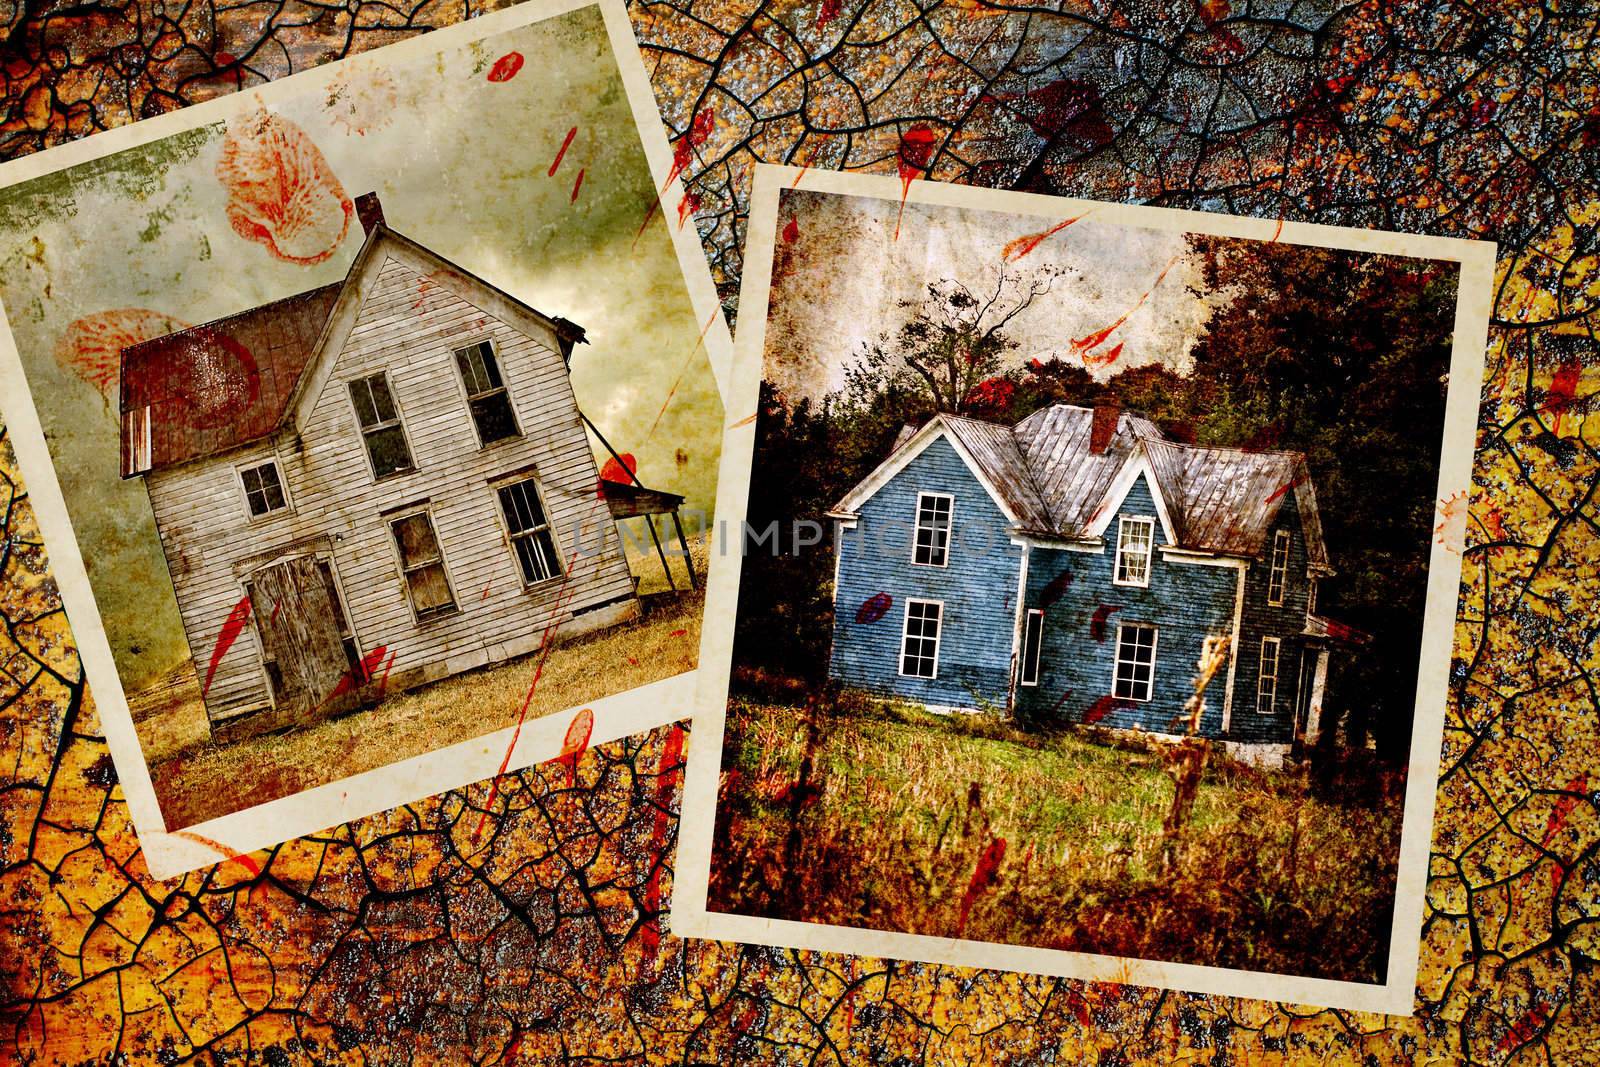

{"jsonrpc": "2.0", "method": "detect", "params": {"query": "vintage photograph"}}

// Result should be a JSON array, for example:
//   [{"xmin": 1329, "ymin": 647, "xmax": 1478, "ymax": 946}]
[
  {"xmin": 676, "ymin": 168, "xmax": 1491, "ymax": 1012},
  {"xmin": 0, "ymin": 0, "xmax": 727, "ymax": 874}
]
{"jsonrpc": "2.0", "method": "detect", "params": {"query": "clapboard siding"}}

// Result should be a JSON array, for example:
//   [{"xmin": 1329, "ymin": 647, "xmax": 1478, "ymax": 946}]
[
  {"xmin": 1228, "ymin": 486, "xmax": 1313, "ymax": 744},
  {"xmin": 1015, "ymin": 475, "xmax": 1240, "ymax": 736},
  {"xmin": 145, "ymin": 251, "xmax": 635, "ymax": 721},
  {"xmin": 829, "ymin": 435, "xmax": 1023, "ymax": 709}
]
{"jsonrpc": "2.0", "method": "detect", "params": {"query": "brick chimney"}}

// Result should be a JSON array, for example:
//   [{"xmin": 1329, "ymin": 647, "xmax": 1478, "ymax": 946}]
[
  {"xmin": 1089, "ymin": 399, "xmax": 1121, "ymax": 455},
  {"xmin": 355, "ymin": 192, "xmax": 385, "ymax": 235}
]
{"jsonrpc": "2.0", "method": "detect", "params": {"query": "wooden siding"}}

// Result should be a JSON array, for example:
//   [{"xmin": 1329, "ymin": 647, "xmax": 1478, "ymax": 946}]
[
  {"xmin": 1228, "ymin": 486, "xmax": 1315, "ymax": 744},
  {"xmin": 1015, "ymin": 474, "xmax": 1241, "ymax": 736},
  {"xmin": 144, "ymin": 252, "xmax": 634, "ymax": 721},
  {"xmin": 829, "ymin": 435, "xmax": 1023, "ymax": 709}
]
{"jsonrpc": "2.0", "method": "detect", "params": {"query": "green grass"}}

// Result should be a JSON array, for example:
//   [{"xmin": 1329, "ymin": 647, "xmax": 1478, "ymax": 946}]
[{"xmin": 709, "ymin": 694, "xmax": 1404, "ymax": 983}]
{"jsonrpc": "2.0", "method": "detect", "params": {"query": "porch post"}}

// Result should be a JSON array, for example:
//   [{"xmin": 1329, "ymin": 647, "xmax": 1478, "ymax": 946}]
[{"xmin": 1305, "ymin": 648, "xmax": 1330, "ymax": 744}]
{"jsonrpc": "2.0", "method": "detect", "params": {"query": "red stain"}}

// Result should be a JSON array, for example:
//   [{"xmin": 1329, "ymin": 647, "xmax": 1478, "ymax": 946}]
[
  {"xmin": 668, "ymin": 628, "xmax": 688, "ymax": 637},
  {"xmin": 955, "ymin": 836, "xmax": 1006, "ymax": 936},
  {"xmin": 170, "ymin": 830, "xmax": 263, "ymax": 900},
  {"xmin": 570, "ymin": 168, "xmax": 585, "ymax": 204},
  {"xmin": 640, "ymin": 723, "xmax": 688, "ymax": 964},
  {"xmin": 1082, "ymin": 340, "xmax": 1125, "ymax": 369},
  {"xmin": 1540, "ymin": 774, "xmax": 1588, "ymax": 889},
  {"xmin": 487, "ymin": 52, "xmax": 525, "ymax": 82},
  {"xmin": 548, "ymin": 125, "xmax": 577, "ymax": 176},
  {"xmin": 473, "ymin": 553, "xmax": 584, "ymax": 845},
  {"xmin": 644, "ymin": 307, "xmax": 721, "ymax": 443},
  {"xmin": 1001, "ymin": 214, "xmax": 1084, "ymax": 261},
  {"xmin": 481, "ymin": 582, "xmax": 493, "ymax": 601},
  {"xmin": 1089, "ymin": 604, "xmax": 1119, "ymax": 642},
  {"xmin": 269, "ymin": 599, "xmax": 282, "ymax": 623},
  {"xmin": 894, "ymin": 123, "xmax": 938, "ymax": 239},
  {"xmin": 202, "ymin": 596, "xmax": 253, "ymax": 696},
  {"xmin": 1497, "ymin": 1000, "xmax": 1553, "ymax": 1054},
  {"xmin": 598, "ymin": 453, "xmax": 639, "ymax": 495},
  {"xmin": 1269, "ymin": 217, "xmax": 1285, "ymax": 243},
  {"xmin": 558, "ymin": 707, "xmax": 594, "ymax": 787},
  {"xmin": 1193, "ymin": 0, "xmax": 1246, "ymax": 56},
  {"xmin": 216, "ymin": 109, "xmax": 352, "ymax": 265},
  {"xmin": 1068, "ymin": 255, "xmax": 1180, "ymax": 362},
  {"xmin": 171, "ymin": 327, "xmax": 263, "ymax": 429},
  {"xmin": 816, "ymin": 0, "xmax": 841, "ymax": 29},
  {"xmin": 729, "ymin": 411, "xmax": 759, "ymax": 430},
  {"xmin": 677, "ymin": 191, "xmax": 702, "ymax": 228},
  {"xmin": 1039, "ymin": 568, "xmax": 1073, "ymax": 609},
  {"xmin": 1265, "ymin": 471, "xmax": 1310, "ymax": 505},
  {"xmin": 55, "ymin": 308, "xmax": 188, "ymax": 401},
  {"xmin": 372, "ymin": 646, "xmax": 397, "ymax": 701},
  {"xmin": 782, "ymin": 217, "xmax": 801, "ymax": 243},
  {"xmin": 855, "ymin": 592, "xmax": 893, "ymax": 624},
  {"xmin": 639, "ymin": 107, "xmax": 716, "ymax": 238},
  {"xmin": 1083, "ymin": 694, "xmax": 1134, "ymax": 724},
  {"xmin": 1543, "ymin": 357, "xmax": 1582, "ymax": 434}
]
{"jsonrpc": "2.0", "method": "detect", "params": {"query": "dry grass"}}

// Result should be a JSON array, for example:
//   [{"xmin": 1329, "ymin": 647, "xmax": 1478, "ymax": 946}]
[
  {"xmin": 147, "ymin": 587, "xmax": 702, "ymax": 829},
  {"xmin": 709, "ymin": 694, "xmax": 1405, "ymax": 983}
]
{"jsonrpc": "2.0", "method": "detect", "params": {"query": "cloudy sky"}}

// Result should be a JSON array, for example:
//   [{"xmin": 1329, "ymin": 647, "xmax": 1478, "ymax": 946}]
[
  {"xmin": 0, "ymin": 6, "xmax": 720, "ymax": 688},
  {"xmin": 763, "ymin": 189, "xmax": 1222, "ymax": 403}
]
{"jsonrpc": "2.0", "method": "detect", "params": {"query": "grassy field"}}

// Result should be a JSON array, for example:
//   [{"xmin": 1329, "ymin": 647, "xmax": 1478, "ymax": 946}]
[
  {"xmin": 147, "ymin": 585, "xmax": 702, "ymax": 829},
  {"xmin": 708, "ymin": 694, "xmax": 1405, "ymax": 983}
]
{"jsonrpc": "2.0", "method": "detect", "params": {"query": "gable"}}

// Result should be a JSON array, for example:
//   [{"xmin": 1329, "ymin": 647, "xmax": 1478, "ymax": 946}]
[{"xmin": 832, "ymin": 418, "xmax": 1026, "ymax": 527}]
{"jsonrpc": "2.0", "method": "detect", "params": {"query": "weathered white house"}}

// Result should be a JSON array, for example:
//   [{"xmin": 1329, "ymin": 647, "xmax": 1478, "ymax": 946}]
[{"xmin": 120, "ymin": 194, "xmax": 659, "ymax": 734}]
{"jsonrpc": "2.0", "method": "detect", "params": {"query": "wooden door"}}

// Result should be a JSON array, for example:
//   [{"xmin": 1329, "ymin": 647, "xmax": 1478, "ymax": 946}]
[{"xmin": 251, "ymin": 554, "xmax": 349, "ymax": 718}]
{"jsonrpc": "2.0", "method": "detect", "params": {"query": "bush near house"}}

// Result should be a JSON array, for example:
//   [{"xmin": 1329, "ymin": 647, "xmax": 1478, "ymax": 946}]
[{"xmin": 708, "ymin": 693, "xmax": 1404, "ymax": 983}]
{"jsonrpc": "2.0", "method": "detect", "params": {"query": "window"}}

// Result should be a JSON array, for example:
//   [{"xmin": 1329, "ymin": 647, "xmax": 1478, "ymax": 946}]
[
  {"xmin": 1112, "ymin": 622, "xmax": 1158, "ymax": 701},
  {"xmin": 390, "ymin": 511, "xmax": 456, "ymax": 617},
  {"xmin": 349, "ymin": 373, "xmax": 414, "ymax": 479},
  {"xmin": 240, "ymin": 460, "xmax": 288, "ymax": 518},
  {"xmin": 899, "ymin": 599, "xmax": 943, "ymax": 678},
  {"xmin": 1257, "ymin": 636, "xmax": 1281, "ymax": 714},
  {"xmin": 1020, "ymin": 608, "xmax": 1044, "ymax": 687},
  {"xmin": 455, "ymin": 340, "xmax": 519, "ymax": 445},
  {"xmin": 1114, "ymin": 516, "xmax": 1156, "ymax": 586},
  {"xmin": 1267, "ymin": 529, "xmax": 1291, "ymax": 606},
  {"xmin": 497, "ymin": 477, "xmax": 562, "ymax": 584},
  {"xmin": 912, "ymin": 493, "xmax": 952, "ymax": 566}
]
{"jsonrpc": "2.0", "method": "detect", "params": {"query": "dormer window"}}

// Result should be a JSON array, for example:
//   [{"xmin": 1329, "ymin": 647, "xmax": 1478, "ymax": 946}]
[
  {"xmin": 239, "ymin": 460, "xmax": 288, "ymax": 518},
  {"xmin": 1114, "ymin": 516, "xmax": 1155, "ymax": 586},
  {"xmin": 1267, "ymin": 528, "xmax": 1291, "ymax": 606},
  {"xmin": 912, "ymin": 492, "xmax": 952, "ymax": 567}
]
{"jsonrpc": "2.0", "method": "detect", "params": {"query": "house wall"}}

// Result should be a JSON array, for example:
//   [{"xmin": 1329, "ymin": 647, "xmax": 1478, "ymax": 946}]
[
  {"xmin": 143, "ymin": 249, "xmax": 635, "ymax": 721},
  {"xmin": 1016, "ymin": 475, "xmax": 1240, "ymax": 737},
  {"xmin": 1229, "ymin": 486, "xmax": 1314, "ymax": 744},
  {"xmin": 828, "ymin": 435, "xmax": 1023, "ymax": 710}
]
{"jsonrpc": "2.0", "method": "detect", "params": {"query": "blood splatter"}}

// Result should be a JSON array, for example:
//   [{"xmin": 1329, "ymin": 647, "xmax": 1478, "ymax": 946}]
[
  {"xmin": 202, "ymin": 595, "xmax": 253, "ymax": 697},
  {"xmin": 894, "ymin": 123, "xmax": 937, "ymax": 239},
  {"xmin": 1068, "ymin": 254, "xmax": 1180, "ymax": 363},
  {"xmin": 640, "ymin": 723, "xmax": 687, "ymax": 965},
  {"xmin": 548, "ymin": 125, "xmax": 577, "ymax": 176},
  {"xmin": 1083, "ymin": 695, "xmax": 1134, "ymax": 724},
  {"xmin": 955, "ymin": 836, "xmax": 1006, "ymax": 936},
  {"xmin": 782, "ymin": 217, "xmax": 801, "ymax": 243},
  {"xmin": 677, "ymin": 191, "xmax": 702, "ymax": 228},
  {"xmin": 1001, "ymin": 214, "xmax": 1083, "ymax": 261},
  {"xmin": 644, "ymin": 306, "xmax": 721, "ymax": 443},
  {"xmin": 1081, "ymin": 340, "xmax": 1125, "ymax": 369},
  {"xmin": 1433, "ymin": 489, "xmax": 1469, "ymax": 553},
  {"xmin": 1039, "ymin": 568, "xmax": 1073, "ymax": 609},
  {"xmin": 487, "ymin": 52, "xmax": 525, "ymax": 82},
  {"xmin": 598, "ymin": 453, "xmax": 639, "ymax": 495},
  {"xmin": 54, "ymin": 308, "xmax": 187, "ymax": 401},
  {"xmin": 558, "ymin": 708, "xmax": 594, "ymax": 787},
  {"xmin": 668, "ymin": 628, "xmax": 689, "ymax": 638},
  {"xmin": 728, "ymin": 411, "xmax": 759, "ymax": 430},
  {"xmin": 1543, "ymin": 357, "xmax": 1581, "ymax": 434},
  {"xmin": 570, "ymin": 169, "xmax": 585, "ymax": 204},
  {"xmin": 855, "ymin": 592, "xmax": 893, "ymax": 624},
  {"xmin": 1193, "ymin": 0, "xmax": 1246, "ymax": 56},
  {"xmin": 816, "ymin": 0, "xmax": 841, "ymax": 30},
  {"xmin": 1089, "ymin": 604, "xmax": 1119, "ymax": 642},
  {"xmin": 169, "ymin": 830, "xmax": 262, "ymax": 881},
  {"xmin": 217, "ymin": 109, "xmax": 353, "ymax": 265},
  {"xmin": 639, "ymin": 107, "xmax": 716, "ymax": 238},
  {"xmin": 1264, "ymin": 471, "xmax": 1309, "ymax": 505},
  {"xmin": 1497, "ymin": 1000, "xmax": 1553, "ymax": 1054}
]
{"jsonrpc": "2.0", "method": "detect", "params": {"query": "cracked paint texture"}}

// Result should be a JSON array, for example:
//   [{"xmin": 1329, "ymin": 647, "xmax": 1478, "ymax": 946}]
[{"xmin": 1, "ymin": 0, "xmax": 1599, "ymax": 1062}]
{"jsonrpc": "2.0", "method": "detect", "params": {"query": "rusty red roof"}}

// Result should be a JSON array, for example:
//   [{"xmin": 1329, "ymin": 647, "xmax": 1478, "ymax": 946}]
[{"xmin": 119, "ymin": 283, "xmax": 343, "ymax": 475}]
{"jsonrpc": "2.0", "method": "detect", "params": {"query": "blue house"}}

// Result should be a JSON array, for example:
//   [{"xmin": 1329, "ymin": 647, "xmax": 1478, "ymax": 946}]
[{"xmin": 826, "ymin": 402, "xmax": 1366, "ymax": 765}]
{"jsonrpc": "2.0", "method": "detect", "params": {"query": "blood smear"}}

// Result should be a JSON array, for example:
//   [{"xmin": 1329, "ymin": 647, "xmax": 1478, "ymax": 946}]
[{"xmin": 216, "ymin": 109, "xmax": 353, "ymax": 265}]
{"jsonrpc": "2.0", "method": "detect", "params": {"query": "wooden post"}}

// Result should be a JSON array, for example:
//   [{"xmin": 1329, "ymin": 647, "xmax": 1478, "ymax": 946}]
[
  {"xmin": 670, "ymin": 510, "xmax": 697, "ymax": 589},
  {"xmin": 645, "ymin": 516, "xmax": 676, "ymax": 592}
]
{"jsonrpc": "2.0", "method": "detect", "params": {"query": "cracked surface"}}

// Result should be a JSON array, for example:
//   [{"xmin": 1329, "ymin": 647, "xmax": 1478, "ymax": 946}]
[{"xmin": 2, "ymin": 0, "xmax": 1600, "ymax": 1061}]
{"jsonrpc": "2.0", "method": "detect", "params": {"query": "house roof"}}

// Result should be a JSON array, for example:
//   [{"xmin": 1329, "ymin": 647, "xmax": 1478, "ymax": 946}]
[
  {"xmin": 834, "ymin": 403, "xmax": 1332, "ymax": 568},
  {"xmin": 119, "ymin": 217, "xmax": 590, "ymax": 478}
]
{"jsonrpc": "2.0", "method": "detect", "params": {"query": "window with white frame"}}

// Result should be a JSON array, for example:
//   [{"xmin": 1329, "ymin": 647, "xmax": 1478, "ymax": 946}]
[
  {"xmin": 455, "ymin": 340, "xmax": 520, "ymax": 445},
  {"xmin": 912, "ymin": 493, "xmax": 952, "ymax": 566},
  {"xmin": 1112, "ymin": 622, "xmax": 1158, "ymax": 701},
  {"xmin": 389, "ymin": 510, "xmax": 456, "ymax": 617},
  {"xmin": 497, "ymin": 477, "xmax": 562, "ymax": 584},
  {"xmin": 1267, "ymin": 528, "xmax": 1291, "ymax": 606},
  {"xmin": 349, "ymin": 372, "xmax": 414, "ymax": 479},
  {"xmin": 240, "ymin": 460, "xmax": 288, "ymax": 518},
  {"xmin": 1257, "ymin": 636, "xmax": 1281, "ymax": 714},
  {"xmin": 1020, "ymin": 608, "xmax": 1044, "ymax": 687},
  {"xmin": 1114, "ymin": 516, "xmax": 1156, "ymax": 586},
  {"xmin": 899, "ymin": 599, "xmax": 943, "ymax": 678}
]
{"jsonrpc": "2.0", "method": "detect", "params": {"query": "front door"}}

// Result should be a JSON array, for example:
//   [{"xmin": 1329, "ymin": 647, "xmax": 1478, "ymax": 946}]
[{"xmin": 249, "ymin": 554, "xmax": 350, "ymax": 719}]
